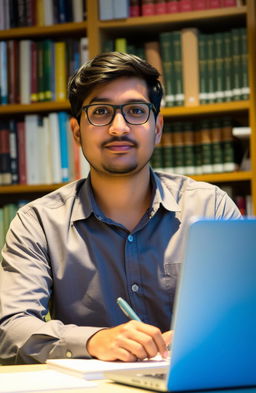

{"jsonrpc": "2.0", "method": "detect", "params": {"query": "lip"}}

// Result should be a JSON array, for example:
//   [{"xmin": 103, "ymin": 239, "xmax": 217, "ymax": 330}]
[{"xmin": 104, "ymin": 142, "xmax": 135, "ymax": 151}]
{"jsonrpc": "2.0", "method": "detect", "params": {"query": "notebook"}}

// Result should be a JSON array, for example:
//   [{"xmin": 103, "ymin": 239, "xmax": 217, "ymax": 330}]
[{"xmin": 105, "ymin": 218, "xmax": 256, "ymax": 392}]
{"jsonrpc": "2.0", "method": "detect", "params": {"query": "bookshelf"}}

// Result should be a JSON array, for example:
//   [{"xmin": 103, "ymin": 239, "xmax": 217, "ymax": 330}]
[{"xmin": 0, "ymin": 0, "xmax": 256, "ymax": 216}]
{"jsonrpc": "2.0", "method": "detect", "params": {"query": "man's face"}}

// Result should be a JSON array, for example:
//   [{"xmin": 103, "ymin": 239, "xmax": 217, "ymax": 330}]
[{"xmin": 72, "ymin": 77, "xmax": 163, "ymax": 177}]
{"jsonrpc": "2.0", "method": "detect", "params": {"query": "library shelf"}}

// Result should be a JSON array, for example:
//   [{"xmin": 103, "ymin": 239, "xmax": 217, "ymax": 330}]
[
  {"xmin": 0, "ymin": 102, "xmax": 71, "ymax": 115},
  {"xmin": 190, "ymin": 171, "xmax": 252, "ymax": 184},
  {"xmin": 0, "ymin": 21, "xmax": 87, "ymax": 40},
  {"xmin": 0, "ymin": 183, "xmax": 66, "ymax": 195}
]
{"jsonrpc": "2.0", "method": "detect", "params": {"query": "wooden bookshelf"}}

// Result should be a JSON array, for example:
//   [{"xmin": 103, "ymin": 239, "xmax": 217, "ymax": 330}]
[{"xmin": 0, "ymin": 0, "xmax": 256, "ymax": 215}]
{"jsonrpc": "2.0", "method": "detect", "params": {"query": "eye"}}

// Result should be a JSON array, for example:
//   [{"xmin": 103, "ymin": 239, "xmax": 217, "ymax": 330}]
[
  {"xmin": 93, "ymin": 106, "xmax": 111, "ymax": 116},
  {"xmin": 126, "ymin": 105, "xmax": 146, "ymax": 116}
]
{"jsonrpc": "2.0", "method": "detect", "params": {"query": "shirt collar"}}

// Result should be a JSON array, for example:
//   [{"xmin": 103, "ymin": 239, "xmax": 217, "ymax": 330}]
[
  {"xmin": 72, "ymin": 169, "xmax": 181, "ymax": 223},
  {"xmin": 150, "ymin": 169, "xmax": 181, "ymax": 213}
]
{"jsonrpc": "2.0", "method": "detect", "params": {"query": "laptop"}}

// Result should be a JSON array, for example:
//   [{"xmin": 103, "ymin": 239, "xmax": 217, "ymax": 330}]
[{"xmin": 105, "ymin": 219, "xmax": 256, "ymax": 392}]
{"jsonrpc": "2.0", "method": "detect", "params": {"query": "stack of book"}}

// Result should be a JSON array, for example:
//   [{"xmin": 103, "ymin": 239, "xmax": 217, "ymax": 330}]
[
  {"xmin": 0, "ymin": 0, "xmax": 85, "ymax": 29},
  {"xmin": 0, "ymin": 113, "xmax": 90, "ymax": 186},
  {"xmin": 0, "ymin": 37, "xmax": 88, "ymax": 105},
  {"xmin": 150, "ymin": 118, "xmax": 245, "ymax": 175},
  {"xmin": 103, "ymin": 27, "xmax": 249, "ymax": 107},
  {"xmin": 98, "ymin": 0, "xmax": 245, "ymax": 20}
]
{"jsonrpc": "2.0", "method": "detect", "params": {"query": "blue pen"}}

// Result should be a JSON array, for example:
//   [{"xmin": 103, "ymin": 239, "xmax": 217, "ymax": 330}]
[{"xmin": 117, "ymin": 297, "xmax": 142, "ymax": 322}]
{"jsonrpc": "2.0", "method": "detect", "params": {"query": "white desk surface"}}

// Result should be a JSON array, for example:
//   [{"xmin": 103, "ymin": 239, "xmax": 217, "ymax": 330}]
[{"xmin": 0, "ymin": 363, "xmax": 155, "ymax": 393}]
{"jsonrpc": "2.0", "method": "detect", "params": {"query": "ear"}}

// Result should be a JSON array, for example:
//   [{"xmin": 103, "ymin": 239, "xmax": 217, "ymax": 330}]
[
  {"xmin": 70, "ymin": 117, "xmax": 81, "ymax": 145},
  {"xmin": 154, "ymin": 113, "xmax": 163, "ymax": 145}
]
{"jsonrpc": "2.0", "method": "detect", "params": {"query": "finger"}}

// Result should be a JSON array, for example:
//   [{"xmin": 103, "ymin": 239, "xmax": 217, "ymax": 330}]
[
  {"xmin": 117, "ymin": 335, "xmax": 151, "ymax": 360},
  {"xmin": 135, "ymin": 322, "xmax": 168, "ymax": 358}
]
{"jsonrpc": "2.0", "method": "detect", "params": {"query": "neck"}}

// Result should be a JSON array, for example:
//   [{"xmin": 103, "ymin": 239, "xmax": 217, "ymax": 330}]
[{"xmin": 90, "ymin": 166, "xmax": 152, "ymax": 232}]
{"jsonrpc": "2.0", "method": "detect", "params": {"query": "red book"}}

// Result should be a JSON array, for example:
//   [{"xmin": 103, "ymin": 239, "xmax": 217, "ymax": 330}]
[
  {"xmin": 192, "ymin": 0, "xmax": 208, "ymax": 10},
  {"xmin": 141, "ymin": 0, "xmax": 155, "ymax": 16},
  {"xmin": 221, "ymin": 0, "xmax": 236, "ymax": 6},
  {"xmin": 179, "ymin": 0, "xmax": 193, "ymax": 11},
  {"xmin": 155, "ymin": 0, "xmax": 167, "ymax": 14},
  {"xmin": 30, "ymin": 41, "xmax": 38, "ymax": 103},
  {"xmin": 129, "ymin": 0, "xmax": 141, "ymax": 17},
  {"xmin": 0, "ymin": 123, "xmax": 11, "ymax": 185},
  {"xmin": 207, "ymin": 0, "xmax": 222, "ymax": 8},
  {"xmin": 7, "ymin": 40, "xmax": 19, "ymax": 104},
  {"xmin": 166, "ymin": 0, "xmax": 180, "ymax": 13},
  {"xmin": 17, "ymin": 121, "xmax": 27, "ymax": 184}
]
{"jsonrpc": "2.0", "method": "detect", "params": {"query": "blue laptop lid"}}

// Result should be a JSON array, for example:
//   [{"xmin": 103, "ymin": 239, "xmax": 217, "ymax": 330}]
[{"xmin": 168, "ymin": 219, "xmax": 256, "ymax": 391}]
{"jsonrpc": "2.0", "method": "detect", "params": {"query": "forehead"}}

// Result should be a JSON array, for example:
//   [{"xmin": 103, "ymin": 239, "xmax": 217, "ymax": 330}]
[{"xmin": 83, "ymin": 77, "xmax": 149, "ymax": 105}]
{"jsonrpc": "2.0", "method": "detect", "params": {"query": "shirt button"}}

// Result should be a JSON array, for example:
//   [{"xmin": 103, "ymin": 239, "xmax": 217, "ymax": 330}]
[
  {"xmin": 65, "ymin": 350, "xmax": 72, "ymax": 358},
  {"xmin": 97, "ymin": 216, "xmax": 103, "ymax": 221},
  {"xmin": 128, "ymin": 234, "xmax": 134, "ymax": 242},
  {"xmin": 132, "ymin": 284, "xmax": 139, "ymax": 292}
]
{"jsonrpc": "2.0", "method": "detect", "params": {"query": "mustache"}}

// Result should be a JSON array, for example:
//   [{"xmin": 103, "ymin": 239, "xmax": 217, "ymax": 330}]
[{"xmin": 102, "ymin": 136, "xmax": 138, "ymax": 148}]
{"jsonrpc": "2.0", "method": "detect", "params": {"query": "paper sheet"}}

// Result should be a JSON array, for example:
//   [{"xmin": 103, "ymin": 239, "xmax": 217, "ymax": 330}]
[{"xmin": 0, "ymin": 369, "xmax": 96, "ymax": 392}]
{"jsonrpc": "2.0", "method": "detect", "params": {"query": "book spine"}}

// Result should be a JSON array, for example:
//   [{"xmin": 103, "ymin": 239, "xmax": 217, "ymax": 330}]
[
  {"xmin": 198, "ymin": 34, "xmax": 208, "ymax": 104},
  {"xmin": 141, "ymin": 0, "xmax": 155, "ymax": 16},
  {"xmin": 24, "ymin": 114, "xmax": 40, "ymax": 184},
  {"xmin": 54, "ymin": 41, "xmax": 67, "ymax": 101},
  {"xmin": 144, "ymin": 41, "xmax": 165, "ymax": 88},
  {"xmin": 207, "ymin": 0, "xmax": 222, "ymax": 8},
  {"xmin": 99, "ymin": 0, "xmax": 114, "ymax": 20},
  {"xmin": 192, "ymin": 0, "xmax": 208, "ymax": 10},
  {"xmin": 150, "ymin": 143, "xmax": 164, "ymax": 171},
  {"xmin": 9, "ymin": 119, "xmax": 19, "ymax": 184},
  {"xmin": 231, "ymin": 28, "xmax": 242, "ymax": 101},
  {"xmin": 58, "ymin": 112, "xmax": 70, "ymax": 182},
  {"xmin": 0, "ymin": 122, "xmax": 11, "ymax": 185},
  {"xmin": 129, "ymin": 0, "xmax": 141, "ymax": 17},
  {"xmin": 240, "ymin": 28, "xmax": 249, "ymax": 100},
  {"xmin": 181, "ymin": 28, "xmax": 199, "ymax": 106},
  {"xmin": 179, "ymin": 0, "xmax": 193, "ymax": 12},
  {"xmin": 115, "ymin": 38, "xmax": 127, "ymax": 52},
  {"xmin": 155, "ymin": 0, "xmax": 167, "ymax": 14},
  {"xmin": 200, "ymin": 120, "xmax": 213, "ymax": 174},
  {"xmin": 166, "ymin": 0, "xmax": 180, "ymax": 13},
  {"xmin": 183, "ymin": 122, "xmax": 195, "ymax": 174},
  {"xmin": 72, "ymin": 0, "xmax": 84, "ymax": 22},
  {"xmin": 113, "ymin": 0, "xmax": 129, "ymax": 19},
  {"xmin": 161, "ymin": 123, "xmax": 175, "ymax": 173},
  {"xmin": 223, "ymin": 31, "xmax": 233, "ymax": 102},
  {"xmin": 17, "ymin": 121, "xmax": 27, "ymax": 184},
  {"xmin": 222, "ymin": 0, "xmax": 237, "ymax": 6},
  {"xmin": 172, "ymin": 122, "xmax": 185, "ymax": 174},
  {"xmin": 214, "ymin": 32, "xmax": 225, "ymax": 103},
  {"xmin": 44, "ymin": 0, "xmax": 54, "ymax": 25},
  {"xmin": 173, "ymin": 31, "xmax": 184, "ymax": 106},
  {"xmin": 36, "ymin": 0, "xmax": 45, "ymax": 26},
  {"xmin": 194, "ymin": 124, "xmax": 203, "ymax": 174},
  {"xmin": 43, "ymin": 39, "xmax": 53, "ymax": 101},
  {"xmin": 0, "ymin": 40, "xmax": 8, "ymax": 104},
  {"xmin": 159, "ymin": 32, "xmax": 176, "ymax": 107},
  {"xmin": 19, "ymin": 40, "xmax": 31, "ymax": 104},
  {"xmin": 211, "ymin": 120, "xmax": 224, "ymax": 173},
  {"xmin": 30, "ymin": 40, "xmax": 38, "ymax": 102},
  {"xmin": 206, "ymin": 34, "xmax": 216, "ymax": 103},
  {"xmin": 222, "ymin": 118, "xmax": 237, "ymax": 171},
  {"xmin": 49, "ymin": 112, "xmax": 62, "ymax": 183}
]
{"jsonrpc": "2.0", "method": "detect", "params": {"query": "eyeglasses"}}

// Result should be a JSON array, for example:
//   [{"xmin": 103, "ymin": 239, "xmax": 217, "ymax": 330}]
[{"xmin": 82, "ymin": 102, "xmax": 156, "ymax": 126}]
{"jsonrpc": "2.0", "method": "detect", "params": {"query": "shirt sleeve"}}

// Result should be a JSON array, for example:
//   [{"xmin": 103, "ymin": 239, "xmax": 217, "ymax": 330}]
[
  {"xmin": 0, "ymin": 207, "xmax": 103, "ymax": 364},
  {"xmin": 214, "ymin": 187, "xmax": 242, "ymax": 219}
]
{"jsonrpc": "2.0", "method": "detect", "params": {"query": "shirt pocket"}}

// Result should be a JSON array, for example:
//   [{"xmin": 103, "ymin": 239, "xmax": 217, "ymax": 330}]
[{"xmin": 163, "ymin": 262, "xmax": 182, "ymax": 294}]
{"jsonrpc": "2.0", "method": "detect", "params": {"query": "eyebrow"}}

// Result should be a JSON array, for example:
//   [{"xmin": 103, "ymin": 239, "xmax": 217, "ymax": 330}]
[{"xmin": 89, "ymin": 97, "xmax": 149, "ymax": 104}]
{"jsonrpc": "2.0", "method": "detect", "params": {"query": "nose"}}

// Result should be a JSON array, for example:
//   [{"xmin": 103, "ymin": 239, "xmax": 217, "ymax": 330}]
[{"xmin": 108, "ymin": 110, "xmax": 130, "ymax": 136}]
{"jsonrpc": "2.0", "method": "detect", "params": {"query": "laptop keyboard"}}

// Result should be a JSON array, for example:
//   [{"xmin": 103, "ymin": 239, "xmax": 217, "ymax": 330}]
[{"xmin": 144, "ymin": 373, "xmax": 167, "ymax": 380}]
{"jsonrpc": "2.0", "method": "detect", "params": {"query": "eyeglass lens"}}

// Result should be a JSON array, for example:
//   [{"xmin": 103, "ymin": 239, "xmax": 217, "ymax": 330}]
[{"xmin": 86, "ymin": 103, "xmax": 150, "ymax": 125}]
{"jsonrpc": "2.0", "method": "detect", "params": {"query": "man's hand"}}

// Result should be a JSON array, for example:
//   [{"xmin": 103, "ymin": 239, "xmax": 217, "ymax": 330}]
[{"xmin": 87, "ymin": 320, "xmax": 170, "ymax": 362}]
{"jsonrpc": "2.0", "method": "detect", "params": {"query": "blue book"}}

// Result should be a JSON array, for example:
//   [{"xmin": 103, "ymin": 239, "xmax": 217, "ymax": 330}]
[
  {"xmin": 0, "ymin": 41, "xmax": 8, "ymax": 104},
  {"xmin": 58, "ymin": 112, "xmax": 69, "ymax": 182}
]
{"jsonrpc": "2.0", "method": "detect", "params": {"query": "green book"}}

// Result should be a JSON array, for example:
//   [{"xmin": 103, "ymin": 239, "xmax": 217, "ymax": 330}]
[
  {"xmin": 240, "ymin": 28, "xmax": 249, "ymax": 100},
  {"xmin": 198, "ymin": 34, "xmax": 208, "ymax": 105},
  {"xmin": 214, "ymin": 33, "xmax": 225, "ymax": 103},
  {"xmin": 211, "ymin": 120, "xmax": 224, "ymax": 173},
  {"xmin": 183, "ymin": 122, "xmax": 195, "ymax": 175},
  {"xmin": 194, "ymin": 123, "xmax": 203, "ymax": 175},
  {"xmin": 102, "ymin": 39, "xmax": 115, "ymax": 52},
  {"xmin": 161, "ymin": 123, "xmax": 174, "ymax": 173},
  {"xmin": 172, "ymin": 122, "xmax": 185, "ymax": 174},
  {"xmin": 172, "ymin": 31, "xmax": 184, "ymax": 107},
  {"xmin": 200, "ymin": 120, "xmax": 213, "ymax": 174},
  {"xmin": 151, "ymin": 143, "xmax": 164, "ymax": 171},
  {"xmin": 222, "ymin": 118, "xmax": 237, "ymax": 172},
  {"xmin": 206, "ymin": 34, "xmax": 216, "ymax": 103},
  {"xmin": 159, "ymin": 32, "xmax": 176, "ymax": 107},
  {"xmin": 223, "ymin": 31, "xmax": 233, "ymax": 102},
  {"xmin": 231, "ymin": 28, "xmax": 242, "ymax": 101}
]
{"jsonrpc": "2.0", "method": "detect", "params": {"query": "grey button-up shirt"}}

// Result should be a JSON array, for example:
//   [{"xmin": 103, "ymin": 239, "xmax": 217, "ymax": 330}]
[{"xmin": 0, "ymin": 170, "xmax": 241, "ymax": 364}]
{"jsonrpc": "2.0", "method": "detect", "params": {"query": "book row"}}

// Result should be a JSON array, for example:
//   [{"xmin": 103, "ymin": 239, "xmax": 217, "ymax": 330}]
[
  {"xmin": 104, "ymin": 27, "xmax": 249, "ymax": 107},
  {"xmin": 150, "ymin": 118, "xmax": 248, "ymax": 175},
  {"xmin": 0, "ymin": 201, "xmax": 28, "ymax": 251},
  {"xmin": 99, "ymin": 0, "xmax": 245, "ymax": 20},
  {"xmin": 0, "ymin": 0, "xmax": 86, "ymax": 30},
  {"xmin": 0, "ymin": 113, "xmax": 90, "ymax": 186},
  {"xmin": 0, "ymin": 37, "xmax": 88, "ymax": 105}
]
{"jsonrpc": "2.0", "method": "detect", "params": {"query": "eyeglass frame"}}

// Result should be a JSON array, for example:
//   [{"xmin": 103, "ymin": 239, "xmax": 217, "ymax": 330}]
[{"xmin": 81, "ymin": 102, "xmax": 157, "ymax": 127}]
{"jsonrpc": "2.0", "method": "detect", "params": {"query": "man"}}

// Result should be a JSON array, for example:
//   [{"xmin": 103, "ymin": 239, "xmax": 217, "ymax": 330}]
[{"xmin": 0, "ymin": 52, "xmax": 241, "ymax": 364}]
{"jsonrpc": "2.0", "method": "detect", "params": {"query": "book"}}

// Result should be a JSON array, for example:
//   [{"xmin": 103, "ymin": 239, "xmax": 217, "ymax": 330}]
[
  {"xmin": 19, "ymin": 40, "xmax": 31, "ymax": 104},
  {"xmin": 54, "ymin": 41, "xmax": 67, "ymax": 101},
  {"xmin": 222, "ymin": 118, "xmax": 237, "ymax": 172},
  {"xmin": 161, "ymin": 123, "xmax": 174, "ymax": 173},
  {"xmin": 129, "ymin": 0, "xmax": 141, "ymax": 17},
  {"xmin": 200, "ymin": 120, "xmax": 213, "ymax": 174},
  {"xmin": 99, "ymin": 0, "xmax": 113, "ymax": 20},
  {"xmin": 115, "ymin": 38, "xmax": 127, "ymax": 52},
  {"xmin": 0, "ymin": 121, "xmax": 11, "ymax": 185},
  {"xmin": 231, "ymin": 28, "xmax": 242, "ymax": 101},
  {"xmin": 214, "ymin": 32, "xmax": 225, "ymax": 103},
  {"xmin": 179, "ymin": 0, "xmax": 193, "ymax": 12},
  {"xmin": 141, "ymin": 0, "xmax": 155, "ymax": 16},
  {"xmin": 181, "ymin": 28, "xmax": 199, "ymax": 106},
  {"xmin": 144, "ymin": 41, "xmax": 165, "ymax": 88},
  {"xmin": 172, "ymin": 122, "xmax": 185, "ymax": 174},
  {"xmin": 240, "ymin": 28, "xmax": 249, "ymax": 100},
  {"xmin": 48, "ymin": 112, "xmax": 62, "ymax": 183},
  {"xmin": 47, "ymin": 357, "xmax": 169, "ymax": 381},
  {"xmin": 173, "ymin": 31, "xmax": 184, "ymax": 106},
  {"xmin": 24, "ymin": 115, "xmax": 40, "ymax": 184},
  {"xmin": 192, "ymin": 0, "xmax": 208, "ymax": 10},
  {"xmin": 0, "ymin": 40, "xmax": 8, "ymax": 104},
  {"xmin": 72, "ymin": 0, "xmax": 84, "ymax": 22},
  {"xmin": 166, "ymin": 0, "xmax": 180, "ymax": 13},
  {"xmin": 7, "ymin": 40, "xmax": 19, "ymax": 104},
  {"xmin": 113, "ymin": 0, "xmax": 129, "ymax": 19},
  {"xmin": 211, "ymin": 120, "xmax": 224, "ymax": 173},
  {"xmin": 206, "ymin": 34, "xmax": 216, "ymax": 103},
  {"xmin": 198, "ymin": 33, "xmax": 208, "ymax": 104},
  {"xmin": 159, "ymin": 31, "xmax": 175, "ymax": 106},
  {"xmin": 17, "ymin": 121, "xmax": 27, "ymax": 184},
  {"xmin": 9, "ymin": 119, "xmax": 19, "ymax": 184},
  {"xmin": 183, "ymin": 122, "xmax": 195, "ymax": 174},
  {"xmin": 223, "ymin": 31, "xmax": 233, "ymax": 102},
  {"xmin": 58, "ymin": 111, "xmax": 70, "ymax": 182},
  {"xmin": 155, "ymin": 0, "xmax": 167, "ymax": 14}
]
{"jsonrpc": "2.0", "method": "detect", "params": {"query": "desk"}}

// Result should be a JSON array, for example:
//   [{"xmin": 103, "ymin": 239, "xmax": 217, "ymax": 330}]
[{"xmin": 0, "ymin": 364, "xmax": 155, "ymax": 393}]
